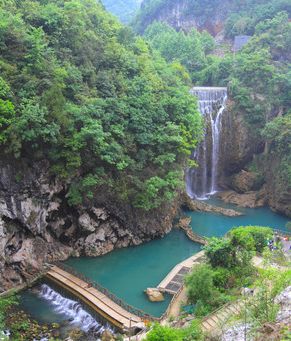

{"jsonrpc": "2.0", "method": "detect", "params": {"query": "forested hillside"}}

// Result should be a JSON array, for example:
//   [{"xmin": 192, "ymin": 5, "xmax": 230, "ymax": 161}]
[
  {"xmin": 134, "ymin": 0, "xmax": 291, "ymax": 34},
  {"xmin": 102, "ymin": 0, "xmax": 141, "ymax": 23},
  {"xmin": 137, "ymin": 0, "xmax": 291, "ymax": 215},
  {"xmin": 0, "ymin": 0, "xmax": 202, "ymax": 212}
]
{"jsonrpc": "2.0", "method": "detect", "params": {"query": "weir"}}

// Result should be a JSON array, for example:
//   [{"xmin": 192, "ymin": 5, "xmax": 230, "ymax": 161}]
[
  {"xmin": 186, "ymin": 87, "xmax": 228, "ymax": 199},
  {"xmin": 45, "ymin": 265, "xmax": 153, "ymax": 332}
]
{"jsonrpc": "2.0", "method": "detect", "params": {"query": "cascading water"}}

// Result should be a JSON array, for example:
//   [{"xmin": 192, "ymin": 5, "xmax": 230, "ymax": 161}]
[
  {"xmin": 186, "ymin": 87, "xmax": 227, "ymax": 200},
  {"xmin": 39, "ymin": 284, "xmax": 114, "ymax": 336}
]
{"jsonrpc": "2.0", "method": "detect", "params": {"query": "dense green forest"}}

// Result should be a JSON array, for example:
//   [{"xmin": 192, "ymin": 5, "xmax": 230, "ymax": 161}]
[
  {"xmin": 0, "ymin": 0, "xmax": 203, "ymax": 211},
  {"xmin": 102, "ymin": 0, "xmax": 141, "ymax": 23}
]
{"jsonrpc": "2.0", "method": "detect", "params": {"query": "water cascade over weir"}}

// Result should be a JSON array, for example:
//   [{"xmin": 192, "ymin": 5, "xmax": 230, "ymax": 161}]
[
  {"xmin": 186, "ymin": 87, "xmax": 228, "ymax": 200},
  {"xmin": 39, "ymin": 284, "xmax": 114, "ymax": 336}
]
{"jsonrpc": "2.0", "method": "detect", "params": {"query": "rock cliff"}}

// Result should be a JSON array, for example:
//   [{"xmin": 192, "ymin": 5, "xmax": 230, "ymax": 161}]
[
  {"xmin": 218, "ymin": 103, "xmax": 291, "ymax": 217},
  {"xmin": 0, "ymin": 158, "xmax": 179, "ymax": 292},
  {"xmin": 135, "ymin": 0, "xmax": 234, "ymax": 35}
]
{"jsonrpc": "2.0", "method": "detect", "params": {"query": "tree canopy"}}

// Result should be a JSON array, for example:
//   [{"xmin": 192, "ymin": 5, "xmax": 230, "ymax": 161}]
[{"xmin": 0, "ymin": 0, "xmax": 203, "ymax": 211}]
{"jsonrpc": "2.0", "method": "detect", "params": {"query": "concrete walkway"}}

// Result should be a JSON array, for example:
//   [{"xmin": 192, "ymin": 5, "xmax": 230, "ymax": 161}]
[
  {"xmin": 46, "ymin": 266, "xmax": 144, "ymax": 331},
  {"xmin": 157, "ymin": 251, "xmax": 205, "ymax": 295}
]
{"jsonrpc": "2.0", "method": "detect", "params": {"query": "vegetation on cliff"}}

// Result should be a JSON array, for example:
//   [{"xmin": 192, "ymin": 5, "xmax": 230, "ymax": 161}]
[{"xmin": 0, "ymin": 0, "xmax": 203, "ymax": 211}]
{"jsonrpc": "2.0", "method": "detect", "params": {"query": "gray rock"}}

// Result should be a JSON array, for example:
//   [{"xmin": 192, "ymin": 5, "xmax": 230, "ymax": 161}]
[{"xmin": 78, "ymin": 213, "xmax": 98, "ymax": 232}]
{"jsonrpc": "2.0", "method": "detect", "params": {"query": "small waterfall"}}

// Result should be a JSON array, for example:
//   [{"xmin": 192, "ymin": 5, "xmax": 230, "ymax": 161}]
[
  {"xmin": 39, "ymin": 284, "xmax": 114, "ymax": 336},
  {"xmin": 186, "ymin": 87, "xmax": 227, "ymax": 199}
]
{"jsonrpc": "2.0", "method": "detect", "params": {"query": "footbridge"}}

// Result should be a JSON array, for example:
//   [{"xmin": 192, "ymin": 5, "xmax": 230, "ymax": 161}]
[{"xmin": 45, "ymin": 264, "xmax": 156, "ymax": 331}]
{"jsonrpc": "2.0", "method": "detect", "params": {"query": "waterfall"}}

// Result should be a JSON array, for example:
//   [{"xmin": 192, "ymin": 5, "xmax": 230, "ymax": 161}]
[
  {"xmin": 186, "ymin": 87, "xmax": 227, "ymax": 200},
  {"xmin": 38, "ymin": 284, "xmax": 114, "ymax": 336}
]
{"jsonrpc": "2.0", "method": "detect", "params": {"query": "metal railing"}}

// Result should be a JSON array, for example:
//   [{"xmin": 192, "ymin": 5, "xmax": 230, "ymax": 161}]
[{"xmin": 53, "ymin": 262, "xmax": 159, "ymax": 321}]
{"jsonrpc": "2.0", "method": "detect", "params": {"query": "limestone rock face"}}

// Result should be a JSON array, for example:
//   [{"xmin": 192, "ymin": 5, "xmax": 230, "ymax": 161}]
[
  {"xmin": 230, "ymin": 170, "xmax": 259, "ymax": 193},
  {"xmin": 145, "ymin": 288, "xmax": 165, "ymax": 302},
  {"xmin": 78, "ymin": 213, "xmax": 99, "ymax": 232},
  {"xmin": 137, "ymin": 0, "xmax": 233, "ymax": 36},
  {"xmin": 0, "ymin": 158, "xmax": 179, "ymax": 292}
]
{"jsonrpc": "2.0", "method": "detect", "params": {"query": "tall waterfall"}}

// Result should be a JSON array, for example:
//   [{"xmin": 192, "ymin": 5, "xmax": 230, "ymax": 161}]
[
  {"xmin": 186, "ymin": 87, "xmax": 227, "ymax": 200},
  {"xmin": 39, "ymin": 284, "xmax": 114, "ymax": 336}
]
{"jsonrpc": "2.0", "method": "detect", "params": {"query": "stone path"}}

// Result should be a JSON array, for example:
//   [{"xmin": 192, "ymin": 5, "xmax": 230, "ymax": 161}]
[{"xmin": 201, "ymin": 300, "xmax": 244, "ymax": 333}]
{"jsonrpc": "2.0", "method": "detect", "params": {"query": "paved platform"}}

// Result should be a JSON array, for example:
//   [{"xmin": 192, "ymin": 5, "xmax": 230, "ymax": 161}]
[{"xmin": 157, "ymin": 251, "xmax": 205, "ymax": 294}]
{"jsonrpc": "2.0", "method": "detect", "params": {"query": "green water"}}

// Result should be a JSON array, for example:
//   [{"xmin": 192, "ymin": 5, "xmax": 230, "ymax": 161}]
[
  {"xmin": 186, "ymin": 205, "xmax": 289, "ymax": 238},
  {"xmin": 65, "ymin": 230, "xmax": 201, "ymax": 317}
]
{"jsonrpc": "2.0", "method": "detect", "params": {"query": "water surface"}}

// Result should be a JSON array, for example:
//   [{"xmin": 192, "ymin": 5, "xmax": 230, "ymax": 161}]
[{"xmin": 65, "ymin": 230, "xmax": 201, "ymax": 317}]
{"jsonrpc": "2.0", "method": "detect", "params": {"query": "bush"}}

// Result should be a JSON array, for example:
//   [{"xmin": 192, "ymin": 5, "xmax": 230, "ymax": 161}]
[
  {"xmin": 185, "ymin": 264, "xmax": 217, "ymax": 305},
  {"xmin": 145, "ymin": 324, "xmax": 183, "ymax": 341}
]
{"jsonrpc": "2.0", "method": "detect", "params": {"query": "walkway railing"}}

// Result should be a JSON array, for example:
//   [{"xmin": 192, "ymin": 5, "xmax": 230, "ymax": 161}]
[{"xmin": 53, "ymin": 262, "xmax": 159, "ymax": 321}]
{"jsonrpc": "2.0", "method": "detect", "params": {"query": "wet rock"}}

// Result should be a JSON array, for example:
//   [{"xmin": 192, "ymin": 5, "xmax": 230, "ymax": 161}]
[
  {"xmin": 145, "ymin": 288, "xmax": 165, "ymax": 302},
  {"xmin": 183, "ymin": 194, "xmax": 243, "ymax": 216},
  {"xmin": 177, "ymin": 217, "xmax": 191, "ymax": 229}
]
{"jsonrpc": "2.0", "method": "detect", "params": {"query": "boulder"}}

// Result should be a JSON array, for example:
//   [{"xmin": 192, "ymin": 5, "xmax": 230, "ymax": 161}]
[{"xmin": 145, "ymin": 288, "xmax": 165, "ymax": 302}]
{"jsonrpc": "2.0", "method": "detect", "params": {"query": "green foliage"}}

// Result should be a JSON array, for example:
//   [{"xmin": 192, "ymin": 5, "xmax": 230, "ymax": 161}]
[
  {"xmin": 225, "ymin": 0, "xmax": 291, "ymax": 38},
  {"xmin": 145, "ymin": 320, "xmax": 203, "ymax": 341},
  {"xmin": 0, "ymin": 0, "xmax": 203, "ymax": 210},
  {"xmin": 144, "ymin": 21, "xmax": 215, "ymax": 83},
  {"xmin": 185, "ymin": 264, "xmax": 231, "ymax": 316},
  {"xmin": 145, "ymin": 323, "xmax": 184, "ymax": 341},
  {"xmin": 0, "ymin": 295, "xmax": 18, "ymax": 331},
  {"xmin": 204, "ymin": 237, "xmax": 235, "ymax": 268},
  {"xmin": 228, "ymin": 226, "xmax": 273, "ymax": 253}
]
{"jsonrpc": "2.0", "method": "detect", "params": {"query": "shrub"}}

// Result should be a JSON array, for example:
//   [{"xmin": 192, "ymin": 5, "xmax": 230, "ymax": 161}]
[
  {"xmin": 185, "ymin": 264, "xmax": 217, "ymax": 305},
  {"xmin": 145, "ymin": 324, "xmax": 183, "ymax": 341}
]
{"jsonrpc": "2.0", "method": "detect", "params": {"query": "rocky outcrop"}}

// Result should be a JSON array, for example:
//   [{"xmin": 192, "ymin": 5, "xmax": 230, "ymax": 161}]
[
  {"xmin": 219, "ymin": 105, "xmax": 263, "ymax": 178},
  {"xmin": 183, "ymin": 194, "xmax": 243, "ymax": 216},
  {"xmin": 275, "ymin": 286, "xmax": 291, "ymax": 325},
  {"xmin": 217, "ymin": 189, "xmax": 267, "ymax": 208},
  {"xmin": 0, "ymin": 158, "xmax": 179, "ymax": 292},
  {"xmin": 230, "ymin": 170, "xmax": 261, "ymax": 193},
  {"xmin": 218, "ymin": 104, "xmax": 291, "ymax": 217}
]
